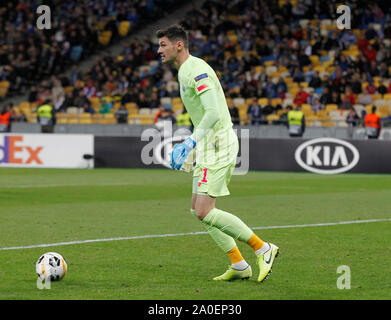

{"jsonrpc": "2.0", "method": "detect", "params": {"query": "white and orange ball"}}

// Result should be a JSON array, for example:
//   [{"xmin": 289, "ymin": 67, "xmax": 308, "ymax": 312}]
[{"xmin": 36, "ymin": 252, "xmax": 67, "ymax": 281}]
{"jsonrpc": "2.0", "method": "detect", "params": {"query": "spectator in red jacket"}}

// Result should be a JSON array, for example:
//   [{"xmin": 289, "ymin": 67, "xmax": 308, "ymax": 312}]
[
  {"xmin": 293, "ymin": 86, "xmax": 309, "ymax": 105},
  {"xmin": 364, "ymin": 44, "xmax": 377, "ymax": 62}
]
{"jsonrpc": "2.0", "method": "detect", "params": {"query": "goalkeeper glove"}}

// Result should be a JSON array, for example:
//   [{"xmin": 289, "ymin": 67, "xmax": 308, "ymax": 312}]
[{"xmin": 170, "ymin": 136, "xmax": 196, "ymax": 171}]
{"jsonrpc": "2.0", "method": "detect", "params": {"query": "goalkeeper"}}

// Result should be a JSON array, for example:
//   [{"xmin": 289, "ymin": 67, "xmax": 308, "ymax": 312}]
[{"xmin": 156, "ymin": 24, "xmax": 279, "ymax": 282}]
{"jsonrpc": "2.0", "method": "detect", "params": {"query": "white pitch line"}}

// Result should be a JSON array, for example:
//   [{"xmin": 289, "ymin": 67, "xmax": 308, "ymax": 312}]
[
  {"xmin": 0, "ymin": 182, "xmax": 138, "ymax": 189},
  {"xmin": 0, "ymin": 218, "xmax": 390, "ymax": 251}
]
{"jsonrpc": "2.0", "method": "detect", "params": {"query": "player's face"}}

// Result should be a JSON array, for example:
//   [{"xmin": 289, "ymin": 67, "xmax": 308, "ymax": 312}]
[{"xmin": 157, "ymin": 36, "xmax": 178, "ymax": 64}]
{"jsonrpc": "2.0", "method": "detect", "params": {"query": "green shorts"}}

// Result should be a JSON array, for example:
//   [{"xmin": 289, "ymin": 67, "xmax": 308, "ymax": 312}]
[{"xmin": 192, "ymin": 128, "xmax": 239, "ymax": 197}]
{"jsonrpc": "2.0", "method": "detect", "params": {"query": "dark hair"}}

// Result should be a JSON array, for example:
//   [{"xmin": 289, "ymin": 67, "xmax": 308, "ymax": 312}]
[{"xmin": 156, "ymin": 24, "xmax": 189, "ymax": 49}]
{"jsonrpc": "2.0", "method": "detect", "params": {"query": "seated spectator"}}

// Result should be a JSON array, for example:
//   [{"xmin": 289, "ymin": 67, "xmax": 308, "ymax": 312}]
[
  {"xmin": 293, "ymin": 86, "xmax": 309, "ymax": 105},
  {"xmin": 28, "ymin": 85, "xmax": 39, "ymax": 104},
  {"xmin": 330, "ymin": 91, "xmax": 342, "ymax": 106},
  {"xmin": 115, "ymin": 104, "xmax": 129, "ymax": 124},
  {"xmin": 99, "ymin": 97, "xmax": 113, "ymax": 114},
  {"xmin": 309, "ymin": 71, "xmax": 322, "ymax": 88},
  {"xmin": 51, "ymin": 78, "xmax": 65, "ymax": 111},
  {"xmin": 157, "ymin": 106, "xmax": 176, "ymax": 124},
  {"xmin": 262, "ymin": 98, "xmax": 275, "ymax": 116},
  {"xmin": 228, "ymin": 100, "xmax": 240, "ymax": 125},
  {"xmin": 82, "ymin": 102, "xmax": 95, "ymax": 114},
  {"xmin": 83, "ymin": 79, "xmax": 97, "ymax": 98},
  {"xmin": 346, "ymin": 107, "xmax": 360, "ymax": 127},
  {"xmin": 275, "ymin": 87, "xmax": 286, "ymax": 100},
  {"xmin": 366, "ymin": 81, "xmax": 377, "ymax": 94},
  {"xmin": 149, "ymin": 91, "xmax": 160, "ymax": 110},
  {"xmin": 377, "ymin": 78, "xmax": 388, "ymax": 95},
  {"xmin": 320, "ymin": 86, "xmax": 333, "ymax": 106},
  {"xmin": 121, "ymin": 87, "xmax": 134, "ymax": 105},
  {"xmin": 311, "ymin": 97, "xmax": 322, "ymax": 112},
  {"xmin": 74, "ymin": 90, "xmax": 91, "ymax": 110},
  {"xmin": 340, "ymin": 86, "xmax": 356, "ymax": 109},
  {"xmin": 247, "ymin": 98, "xmax": 265, "ymax": 125},
  {"xmin": 358, "ymin": 88, "xmax": 372, "ymax": 106},
  {"xmin": 136, "ymin": 92, "xmax": 150, "ymax": 109},
  {"xmin": 60, "ymin": 91, "xmax": 76, "ymax": 112}
]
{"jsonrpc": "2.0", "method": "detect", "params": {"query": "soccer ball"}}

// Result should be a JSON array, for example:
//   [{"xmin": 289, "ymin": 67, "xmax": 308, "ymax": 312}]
[{"xmin": 36, "ymin": 252, "xmax": 67, "ymax": 281}]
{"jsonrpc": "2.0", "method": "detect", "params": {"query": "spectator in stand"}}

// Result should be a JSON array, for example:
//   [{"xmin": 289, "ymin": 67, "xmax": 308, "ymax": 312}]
[
  {"xmin": 377, "ymin": 78, "xmax": 388, "ymax": 95},
  {"xmin": 311, "ymin": 97, "xmax": 322, "ymax": 112},
  {"xmin": 136, "ymin": 92, "xmax": 150, "ymax": 109},
  {"xmin": 157, "ymin": 106, "xmax": 176, "ymax": 124},
  {"xmin": 51, "ymin": 78, "xmax": 65, "ymax": 111},
  {"xmin": 262, "ymin": 98, "xmax": 275, "ymax": 116},
  {"xmin": 346, "ymin": 107, "xmax": 360, "ymax": 127},
  {"xmin": 309, "ymin": 71, "xmax": 322, "ymax": 89},
  {"xmin": 358, "ymin": 87, "xmax": 373, "ymax": 106},
  {"xmin": 330, "ymin": 91, "xmax": 342, "ymax": 106},
  {"xmin": 320, "ymin": 86, "xmax": 333, "ymax": 106},
  {"xmin": 74, "ymin": 90, "xmax": 91, "ymax": 110},
  {"xmin": 247, "ymin": 97, "xmax": 264, "ymax": 125},
  {"xmin": 228, "ymin": 100, "xmax": 240, "ymax": 125},
  {"xmin": 99, "ymin": 97, "xmax": 112, "ymax": 114},
  {"xmin": 149, "ymin": 91, "xmax": 160, "ymax": 110},
  {"xmin": 83, "ymin": 79, "xmax": 97, "ymax": 98},
  {"xmin": 293, "ymin": 86, "xmax": 309, "ymax": 105},
  {"xmin": 121, "ymin": 87, "xmax": 134, "ymax": 105},
  {"xmin": 366, "ymin": 80, "xmax": 377, "ymax": 94},
  {"xmin": 340, "ymin": 86, "xmax": 356, "ymax": 109},
  {"xmin": 115, "ymin": 104, "xmax": 129, "ymax": 124},
  {"xmin": 60, "ymin": 91, "xmax": 76, "ymax": 112},
  {"xmin": 82, "ymin": 102, "xmax": 95, "ymax": 114}
]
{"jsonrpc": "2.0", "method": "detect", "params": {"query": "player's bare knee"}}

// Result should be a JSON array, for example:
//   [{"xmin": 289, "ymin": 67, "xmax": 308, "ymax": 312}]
[{"xmin": 194, "ymin": 207, "xmax": 212, "ymax": 220}]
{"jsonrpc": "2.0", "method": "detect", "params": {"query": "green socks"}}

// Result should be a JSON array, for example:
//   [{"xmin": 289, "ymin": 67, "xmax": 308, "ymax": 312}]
[
  {"xmin": 201, "ymin": 208, "xmax": 253, "ymax": 243},
  {"xmin": 191, "ymin": 209, "xmax": 236, "ymax": 253}
]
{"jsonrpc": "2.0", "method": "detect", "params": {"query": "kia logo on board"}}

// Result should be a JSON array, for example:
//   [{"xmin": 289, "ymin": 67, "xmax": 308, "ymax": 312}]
[{"xmin": 295, "ymin": 138, "xmax": 360, "ymax": 174}]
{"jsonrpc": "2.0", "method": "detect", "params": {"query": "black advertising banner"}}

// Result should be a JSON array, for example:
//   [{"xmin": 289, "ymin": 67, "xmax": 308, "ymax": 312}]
[
  {"xmin": 248, "ymin": 138, "xmax": 391, "ymax": 174},
  {"xmin": 94, "ymin": 136, "xmax": 391, "ymax": 174}
]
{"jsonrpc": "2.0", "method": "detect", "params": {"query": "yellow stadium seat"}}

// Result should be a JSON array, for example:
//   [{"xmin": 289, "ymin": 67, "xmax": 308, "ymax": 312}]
[
  {"xmin": 0, "ymin": 81, "xmax": 10, "ymax": 97},
  {"xmin": 325, "ymin": 104, "xmax": 338, "ymax": 112},
  {"xmin": 64, "ymin": 86, "xmax": 74, "ymax": 93},
  {"xmin": 271, "ymin": 98, "xmax": 282, "ymax": 106},
  {"xmin": 264, "ymin": 61, "xmax": 275, "ymax": 67},
  {"xmin": 377, "ymin": 105, "xmax": 390, "ymax": 118},
  {"xmin": 79, "ymin": 118, "xmax": 93, "ymax": 124},
  {"xmin": 56, "ymin": 118, "xmax": 68, "ymax": 124},
  {"xmin": 141, "ymin": 118, "xmax": 154, "ymax": 125},
  {"xmin": 258, "ymin": 98, "xmax": 268, "ymax": 106},
  {"xmin": 365, "ymin": 105, "xmax": 373, "ymax": 114},
  {"xmin": 309, "ymin": 55, "xmax": 319, "ymax": 66},
  {"xmin": 322, "ymin": 121, "xmax": 336, "ymax": 127},
  {"xmin": 98, "ymin": 31, "xmax": 112, "ymax": 46},
  {"xmin": 266, "ymin": 114, "xmax": 280, "ymax": 124},
  {"xmin": 125, "ymin": 102, "xmax": 137, "ymax": 110},
  {"xmin": 301, "ymin": 104, "xmax": 312, "ymax": 113},
  {"xmin": 19, "ymin": 102, "xmax": 31, "ymax": 111},
  {"xmin": 118, "ymin": 21, "xmax": 131, "ymax": 37},
  {"xmin": 316, "ymin": 110, "xmax": 329, "ymax": 118}
]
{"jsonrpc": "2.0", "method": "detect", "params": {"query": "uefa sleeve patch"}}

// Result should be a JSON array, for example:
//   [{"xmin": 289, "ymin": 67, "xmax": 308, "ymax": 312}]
[{"xmin": 194, "ymin": 73, "xmax": 208, "ymax": 82}]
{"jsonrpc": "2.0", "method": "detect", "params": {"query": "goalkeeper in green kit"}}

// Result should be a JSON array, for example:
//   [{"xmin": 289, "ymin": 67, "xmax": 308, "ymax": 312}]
[{"xmin": 156, "ymin": 24, "xmax": 279, "ymax": 282}]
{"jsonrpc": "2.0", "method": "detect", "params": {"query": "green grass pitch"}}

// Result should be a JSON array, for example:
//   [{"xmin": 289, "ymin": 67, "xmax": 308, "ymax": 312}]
[{"xmin": 0, "ymin": 168, "xmax": 390, "ymax": 300}]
